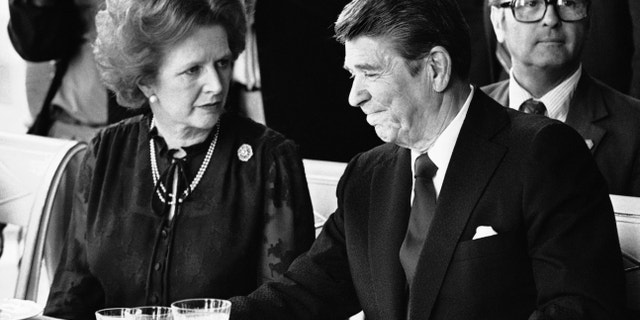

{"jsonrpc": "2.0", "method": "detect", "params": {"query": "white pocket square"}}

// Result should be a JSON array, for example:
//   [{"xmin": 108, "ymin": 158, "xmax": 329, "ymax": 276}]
[
  {"xmin": 585, "ymin": 139, "xmax": 594, "ymax": 150},
  {"xmin": 472, "ymin": 226, "xmax": 498, "ymax": 240}
]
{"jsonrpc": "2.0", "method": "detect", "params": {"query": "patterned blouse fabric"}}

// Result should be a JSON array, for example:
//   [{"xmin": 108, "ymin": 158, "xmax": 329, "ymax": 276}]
[{"xmin": 44, "ymin": 112, "xmax": 315, "ymax": 320}]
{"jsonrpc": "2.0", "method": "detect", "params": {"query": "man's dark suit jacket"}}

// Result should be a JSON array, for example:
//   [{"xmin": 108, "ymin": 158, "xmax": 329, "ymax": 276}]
[
  {"xmin": 482, "ymin": 73, "xmax": 640, "ymax": 196},
  {"xmin": 230, "ymin": 90, "xmax": 625, "ymax": 319}
]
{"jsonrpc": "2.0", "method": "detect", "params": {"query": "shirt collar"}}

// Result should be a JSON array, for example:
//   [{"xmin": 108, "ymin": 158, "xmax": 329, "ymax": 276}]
[
  {"xmin": 411, "ymin": 85, "xmax": 474, "ymax": 197},
  {"xmin": 508, "ymin": 65, "xmax": 582, "ymax": 122}
]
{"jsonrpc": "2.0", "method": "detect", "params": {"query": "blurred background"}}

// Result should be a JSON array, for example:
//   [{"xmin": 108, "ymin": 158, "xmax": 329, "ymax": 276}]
[{"xmin": 0, "ymin": 0, "xmax": 34, "ymax": 301}]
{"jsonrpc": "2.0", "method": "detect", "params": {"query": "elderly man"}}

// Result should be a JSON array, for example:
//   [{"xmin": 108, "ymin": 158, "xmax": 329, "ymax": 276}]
[
  {"xmin": 483, "ymin": 0, "xmax": 640, "ymax": 196},
  {"xmin": 230, "ymin": 0, "xmax": 625, "ymax": 319}
]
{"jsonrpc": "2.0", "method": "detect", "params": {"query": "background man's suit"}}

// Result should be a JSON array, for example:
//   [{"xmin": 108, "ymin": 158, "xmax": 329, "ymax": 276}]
[
  {"xmin": 482, "ymin": 73, "xmax": 640, "ymax": 196},
  {"xmin": 230, "ymin": 90, "xmax": 625, "ymax": 319}
]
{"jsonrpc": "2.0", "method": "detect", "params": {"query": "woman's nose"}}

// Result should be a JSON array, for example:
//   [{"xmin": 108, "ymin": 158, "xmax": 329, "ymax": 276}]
[{"xmin": 203, "ymin": 67, "xmax": 223, "ymax": 94}]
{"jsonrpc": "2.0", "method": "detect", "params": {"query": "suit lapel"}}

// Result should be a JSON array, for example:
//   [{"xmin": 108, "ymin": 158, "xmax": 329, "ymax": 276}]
[
  {"xmin": 368, "ymin": 147, "xmax": 412, "ymax": 320},
  {"xmin": 565, "ymin": 73, "xmax": 608, "ymax": 154},
  {"xmin": 408, "ymin": 91, "xmax": 509, "ymax": 319}
]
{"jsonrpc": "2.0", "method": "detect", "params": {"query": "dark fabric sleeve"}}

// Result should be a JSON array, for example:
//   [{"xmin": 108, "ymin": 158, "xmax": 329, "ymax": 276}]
[
  {"xmin": 630, "ymin": 144, "xmax": 640, "ymax": 197},
  {"xmin": 521, "ymin": 123, "xmax": 626, "ymax": 319},
  {"xmin": 44, "ymin": 135, "xmax": 105, "ymax": 320},
  {"xmin": 257, "ymin": 139, "xmax": 315, "ymax": 284},
  {"xmin": 629, "ymin": 0, "xmax": 640, "ymax": 98},
  {"xmin": 231, "ymin": 158, "xmax": 362, "ymax": 320},
  {"xmin": 7, "ymin": 0, "xmax": 85, "ymax": 61}
]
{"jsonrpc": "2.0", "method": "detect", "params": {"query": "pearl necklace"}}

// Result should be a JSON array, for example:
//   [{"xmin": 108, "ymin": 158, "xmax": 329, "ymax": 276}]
[{"xmin": 149, "ymin": 118, "xmax": 220, "ymax": 204}]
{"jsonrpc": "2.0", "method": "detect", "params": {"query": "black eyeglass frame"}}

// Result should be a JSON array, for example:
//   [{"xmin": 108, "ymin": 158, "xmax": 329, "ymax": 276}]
[{"xmin": 497, "ymin": 0, "xmax": 591, "ymax": 23}]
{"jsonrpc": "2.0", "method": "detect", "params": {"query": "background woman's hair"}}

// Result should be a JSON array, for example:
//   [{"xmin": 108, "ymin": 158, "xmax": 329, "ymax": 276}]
[{"xmin": 94, "ymin": 0, "xmax": 247, "ymax": 108}]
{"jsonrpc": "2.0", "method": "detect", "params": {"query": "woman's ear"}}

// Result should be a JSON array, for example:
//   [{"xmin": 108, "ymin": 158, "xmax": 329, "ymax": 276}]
[
  {"xmin": 426, "ymin": 46, "xmax": 452, "ymax": 93},
  {"xmin": 138, "ymin": 82, "xmax": 154, "ymax": 99}
]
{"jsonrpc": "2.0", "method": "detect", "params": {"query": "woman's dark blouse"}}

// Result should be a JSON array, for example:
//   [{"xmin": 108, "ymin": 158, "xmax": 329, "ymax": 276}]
[{"xmin": 44, "ymin": 113, "xmax": 315, "ymax": 320}]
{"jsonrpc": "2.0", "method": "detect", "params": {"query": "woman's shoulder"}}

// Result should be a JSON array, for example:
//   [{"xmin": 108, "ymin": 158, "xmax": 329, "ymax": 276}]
[
  {"xmin": 90, "ymin": 113, "xmax": 149, "ymax": 150},
  {"xmin": 223, "ymin": 113, "xmax": 294, "ymax": 152}
]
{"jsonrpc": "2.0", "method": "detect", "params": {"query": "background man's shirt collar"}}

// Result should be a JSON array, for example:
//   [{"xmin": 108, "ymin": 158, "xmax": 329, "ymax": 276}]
[{"xmin": 508, "ymin": 65, "xmax": 582, "ymax": 122}]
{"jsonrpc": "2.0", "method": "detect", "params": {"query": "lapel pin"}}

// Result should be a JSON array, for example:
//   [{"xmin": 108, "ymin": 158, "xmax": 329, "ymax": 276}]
[{"xmin": 237, "ymin": 144, "xmax": 253, "ymax": 162}]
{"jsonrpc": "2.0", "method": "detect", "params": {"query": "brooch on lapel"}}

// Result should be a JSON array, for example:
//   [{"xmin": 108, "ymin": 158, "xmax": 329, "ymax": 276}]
[{"xmin": 237, "ymin": 144, "xmax": 253, "ymax": 162}]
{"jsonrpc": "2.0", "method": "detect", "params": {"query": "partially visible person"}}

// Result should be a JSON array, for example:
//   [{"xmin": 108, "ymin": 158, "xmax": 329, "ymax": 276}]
[
  {"xmin": 43, "ymin": 0, "xmax": 315, "ymax": 319},
  {"xmin": 229, "ymin": 0, "xmax": 625, "ymax": 319},
  {"xmin": 483, "ymin": 0, "xmax": 640, "ymax": 196},
  {"xmin": 488, "ymin": 0, "xmax": 640, "ymax": 98},
  {"xmin": 6, "ymin": 0, "xmax": 140, "ymax": 269}
]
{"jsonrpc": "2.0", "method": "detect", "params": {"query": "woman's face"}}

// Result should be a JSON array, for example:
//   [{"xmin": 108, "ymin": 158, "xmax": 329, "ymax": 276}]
[{"xmin": 142, "ymin": 24, "xmax": 233, "ymax": 133}]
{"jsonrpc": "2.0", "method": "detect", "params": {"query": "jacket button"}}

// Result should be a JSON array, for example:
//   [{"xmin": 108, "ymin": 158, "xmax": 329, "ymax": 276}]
[
  {"xmin": 161, "ymin": 229, "xmax": 168, "ymax": 238},
  {"xmin": 154, "ymin": 262, "xmax": 162, "ymax": 271},
  {"xmin": 150, "ymin": 295, "xmax": 158, "ymax": 304}
]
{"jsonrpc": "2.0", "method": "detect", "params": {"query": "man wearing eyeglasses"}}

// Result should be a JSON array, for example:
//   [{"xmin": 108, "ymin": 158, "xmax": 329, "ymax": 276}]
[{"xmin": 483, "ymin": 0, "xmax": 640, "ymax": 197}]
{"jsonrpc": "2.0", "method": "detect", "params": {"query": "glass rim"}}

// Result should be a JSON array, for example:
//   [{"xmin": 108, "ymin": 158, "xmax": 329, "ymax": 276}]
[
  {"xmin": 170, "ymin": 298, "xmax": 231, "ymax": 311},
  {"xmin": 126, "ymin": 306, "xmax": 172, "ymax": 314},
  {"xmin": 96, "ymin": 307, "xmax": 131, "ymax": 313},
  {"xmin": 95, "ymin": 307, "xmax": 131, "ymax": 318}
]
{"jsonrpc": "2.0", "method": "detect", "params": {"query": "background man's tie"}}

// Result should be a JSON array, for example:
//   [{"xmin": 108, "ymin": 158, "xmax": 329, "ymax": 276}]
[
  {"xmin": 519, "ymin": 98, "xmax": 547, "ymax": 115},
  {"xmin": 399, "ymin": 153, "xmax": 438, "ymax": 286}
]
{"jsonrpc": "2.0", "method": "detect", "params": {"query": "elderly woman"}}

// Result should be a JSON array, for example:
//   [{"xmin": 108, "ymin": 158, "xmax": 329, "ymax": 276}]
[{"xmin": 43, "ymin": 0, "xmax": 315, "ymax": 318}]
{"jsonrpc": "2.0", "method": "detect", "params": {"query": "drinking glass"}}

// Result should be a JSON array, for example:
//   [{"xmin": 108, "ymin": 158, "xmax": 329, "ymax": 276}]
[
  {"xmin": 126, "ymin": 306, "xmax": 173, "ymax": 320},
  {"xmin": 95, "ymin": 307, "xmax": 130, "ymax": 319},
  {"xmin": 171, "ymin": 299, "xmax": 231, "ymax": 320}
]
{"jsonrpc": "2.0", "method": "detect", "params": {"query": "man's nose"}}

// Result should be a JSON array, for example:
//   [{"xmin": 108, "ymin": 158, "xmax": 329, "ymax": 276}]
[
  {"xmin": 348, "ymin": 76, "xmax": 371, "ymax": 108},
  {"xmin": 541, "ymin": 2, "xmax": 561, "ymax": 26}
]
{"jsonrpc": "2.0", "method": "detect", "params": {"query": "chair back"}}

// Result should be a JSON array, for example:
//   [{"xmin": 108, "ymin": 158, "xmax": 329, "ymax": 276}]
[
  {"xmin": 302, "ymin": 159, "xmax": 347, "ymax": 237},
  {"xmin": 0, "ymin": 132, "xmax": 87, "ymax": 301},
  {"xmin": 610, "ymin": 194, "xmax": 640, "ymax": 316}
]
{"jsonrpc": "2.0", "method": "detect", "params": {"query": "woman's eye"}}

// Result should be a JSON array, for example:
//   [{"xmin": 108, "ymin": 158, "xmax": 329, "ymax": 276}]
[{"xmin": 184, "ymin": 66, "xmax": 202, "ymax": 75}]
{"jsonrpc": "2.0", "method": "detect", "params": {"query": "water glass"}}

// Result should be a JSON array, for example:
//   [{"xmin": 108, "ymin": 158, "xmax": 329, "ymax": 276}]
[
  {"xmin": 126, "ymin": 306, "xmax": 173, "ymax": 320},
  {"xmin": 95, "ymin": 307, "xmax": 130, "ymax": 319},
  {"xmin": 171, "ymin": 299, "xmax": 231, "ymax": 320}
]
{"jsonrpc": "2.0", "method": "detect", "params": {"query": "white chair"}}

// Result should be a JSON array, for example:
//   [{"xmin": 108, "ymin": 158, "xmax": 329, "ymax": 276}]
[
  {"xmin": 302, "ymin": 159, "xmax": 366, "ymax": 320},
  {"xmin": 610, "ymin": 194, "xmax": 640, "ymax": 316},
  {"xmin": 302, "ymin": 159, "xmax": 347, "ymax": 237},
  {"xmin": 0, "ymin": 132, "xmax": 87, "ymax": 301}
]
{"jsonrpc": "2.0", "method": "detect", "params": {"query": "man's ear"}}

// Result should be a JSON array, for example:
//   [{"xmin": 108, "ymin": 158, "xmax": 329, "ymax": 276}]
[
  {"xmin": 490, "ymin": 6, "xmax": 506, "ymax": 44},
  {"xmin": 426, "ymin": 46, "xmax": 451, "ymax": 93}
]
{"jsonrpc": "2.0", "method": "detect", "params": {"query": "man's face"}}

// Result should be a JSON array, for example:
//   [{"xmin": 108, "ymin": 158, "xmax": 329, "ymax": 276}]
[
  {"xmin": 344, "ymin": 36, "xmax": 436, "ymax": 149},
  {"xmin": 492, "ymin": 3, "xmax": 587, "ymax": 71}
]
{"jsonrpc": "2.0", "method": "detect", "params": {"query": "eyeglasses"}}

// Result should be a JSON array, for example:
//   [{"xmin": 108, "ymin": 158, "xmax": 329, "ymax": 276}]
[{"xmin": 497, "ymin": 0, "xmax": 590, "ymax": 23}]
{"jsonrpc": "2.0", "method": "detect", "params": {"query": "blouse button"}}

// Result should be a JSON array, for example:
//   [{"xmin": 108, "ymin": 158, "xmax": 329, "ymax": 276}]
[{"xmin": 154, "ymin": 262, "xmax": 162, "ymax": 271}]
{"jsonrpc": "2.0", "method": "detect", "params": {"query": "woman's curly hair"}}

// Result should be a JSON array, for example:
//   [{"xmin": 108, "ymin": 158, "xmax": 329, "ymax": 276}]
[{"xmin": 94, "ymin": 0, "xmax": 246, "ymax": 108}]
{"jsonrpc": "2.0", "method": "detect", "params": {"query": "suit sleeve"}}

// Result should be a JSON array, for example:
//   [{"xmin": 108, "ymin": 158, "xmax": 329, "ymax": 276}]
[
  {"xmin": 256, "ymin": 139, "xmax": 315, "ymax": 284},
  {"xmin": 629, "ymin": 0, "xmax": 640, "ymax": 98},
  {"xmin": 7, "ymin": 0, "xmax": 85, "ymax": 61},
  {"xmin": 231, "ymin": 157, "xmax": 362, "ymax": 320},
  {"xmin": 521, "ymin": 122, "xmax": 626, "ymax": 319},
  {"xmin": 44, "ymin": 136, "xmax": 105, "ymax": 320}
]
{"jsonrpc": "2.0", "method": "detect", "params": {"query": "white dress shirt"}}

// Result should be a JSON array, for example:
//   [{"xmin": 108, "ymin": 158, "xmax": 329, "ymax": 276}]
[
  {"xmin": 410, "ymin": 86, "xmax": 474, "ymax": 201},
  {"xmin": 507, "ymin": 65, "xmax": 582, "ymax": 122}
]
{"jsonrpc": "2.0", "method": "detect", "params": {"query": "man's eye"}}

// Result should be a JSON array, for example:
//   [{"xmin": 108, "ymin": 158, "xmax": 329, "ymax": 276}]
[
  {"xmin": 216, "ymin": 59, "xmax": 231, "ymax": 69},
  {"xmin": 364, "ymin": 72, "xmax": 379, "ymax": 78}
]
